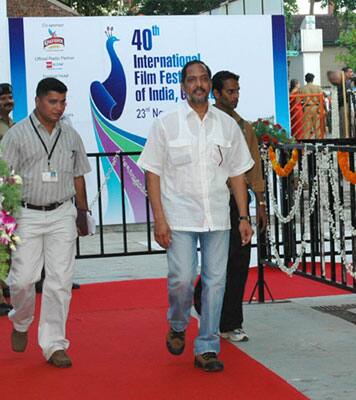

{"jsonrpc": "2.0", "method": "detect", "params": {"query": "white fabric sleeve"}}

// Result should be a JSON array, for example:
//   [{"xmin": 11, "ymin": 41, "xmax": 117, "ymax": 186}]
[{"xmin": 137, "ymin": 118, "xmax": 166, "ymax": 176}]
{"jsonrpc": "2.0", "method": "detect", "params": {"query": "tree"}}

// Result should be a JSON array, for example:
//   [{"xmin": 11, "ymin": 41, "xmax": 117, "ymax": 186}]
[
  {"xmin": 283, "ymin": 0, "xmax": 299, "ymax": 42},
  {"xmin": 128, "ymin": 0, "xmax": 222, "ymax": 15},
  {"xmin": 335, "ymin": 13, "xmax": 356, "ymax": 68},
  {"xmin": 60, "ymin": 0, "xmax": 127, "ymax": 16},
  {"xmin": 321, "ymin": 1, "xmax": 356, "ymax": 69}
]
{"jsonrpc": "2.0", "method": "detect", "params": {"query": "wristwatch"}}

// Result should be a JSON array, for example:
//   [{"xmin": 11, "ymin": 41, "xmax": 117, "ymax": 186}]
[
  {"xmin": 239, "ymin": 216, "xmax": 251, "ymax": 222},
  {"xmin": 259, "ymin": 201, "xmax": 267, "ymax": 206}
]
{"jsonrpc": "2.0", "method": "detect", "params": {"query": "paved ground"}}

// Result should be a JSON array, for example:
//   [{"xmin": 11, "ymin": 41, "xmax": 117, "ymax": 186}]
[{"xmin": 73, "ymin": 231, "xmax": 356, "ymax": 400}]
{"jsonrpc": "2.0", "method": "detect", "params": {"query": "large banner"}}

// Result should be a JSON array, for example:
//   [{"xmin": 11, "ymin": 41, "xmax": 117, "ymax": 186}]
[{"xmin": 6, "ymin": 15, "xmax": 289, "ymax": 223}]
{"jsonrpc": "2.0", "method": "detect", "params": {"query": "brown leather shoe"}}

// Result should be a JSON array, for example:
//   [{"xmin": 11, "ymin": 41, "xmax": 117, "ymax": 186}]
[
  {"xmin": 194, "ymin": 352, "xmax": 224, "ymax": 372},
  {"xmin": 48, "ymin": 350, "xmax": 72, "ymax": 368},
  {"xmin": 166, "ymin": 328, "xmax": 185, "ymax": 355},
  {"xmin": 11, "ymin": 329, "xmax": 28, "ymax": 352}
]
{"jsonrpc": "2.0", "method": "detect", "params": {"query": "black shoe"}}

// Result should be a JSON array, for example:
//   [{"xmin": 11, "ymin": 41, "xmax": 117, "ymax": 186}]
[
  {"xmin": 166, "ymin": 328, "xmax": 185, "ymax": 355},
  {"xmin": 194, "ymin": 352, "xmax": 224, "ymax": 372},
  {"xmin": 72, "ymin": 283, "xmax": 80, "ymax": 290},
  {"xmin": 0, "ymin": 302, "xmax": 13, "ymax": 316}
]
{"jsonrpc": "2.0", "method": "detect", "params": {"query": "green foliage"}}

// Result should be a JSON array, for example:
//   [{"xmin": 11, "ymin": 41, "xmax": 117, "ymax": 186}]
[
  {"xmin": 0, "ymin": 159, "xmax": 21, "ymax": 215},
  {"xmin": 0, "ymin": 155, "xmax": 22, "ymax": 280},
  {"xmin": 129, "ymin": 0, "xmax": 222, "ymax": 15},
  {"xmin": 322, "ymin": 1, "xmax": 356, "ymax": 70},
  {"xmin": 60, "ymin": 0, "xmax": 127, "ymax": 16},
  {"xmin": 336, "ymin": 25, "xmax": 356, "ymax": 69},
  {"xmin": 321, "ymin": 0, "xmax": 356, "ymax": 14},
  {"xmin": 252, "ymin": 119, "xmax": 295, "ymax": 145},
  {"xmin": 284, "ymin": 0, "xmax": 299, "ymax": 37}
]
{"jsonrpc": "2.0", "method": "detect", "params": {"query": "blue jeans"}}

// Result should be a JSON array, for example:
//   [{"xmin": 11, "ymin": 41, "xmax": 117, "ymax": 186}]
[{"xmin": 166, "ymin": 230, "xmax": 229, "ymax": 355}]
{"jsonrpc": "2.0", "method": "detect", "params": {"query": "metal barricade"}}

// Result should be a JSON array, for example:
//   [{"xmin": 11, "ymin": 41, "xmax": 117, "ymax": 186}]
[
  {"xmin": 261, "ymin": 139, "xmax": 356, "ymax": 294},
  {"xmin": 290, "ymin": 93, "xmax": 326, "ymax": 140},
  {"xmin": 76, "ymin": 151, "xmax": 165, "ymax": 259},
  {"xmin": 76, "ymin": 143, "xmax": 356, "ymax": 300}
]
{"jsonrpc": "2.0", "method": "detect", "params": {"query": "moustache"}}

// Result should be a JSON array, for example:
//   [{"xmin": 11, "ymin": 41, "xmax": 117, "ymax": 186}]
[{"xmin": 193, "ymin": 87, "xmax": 207, "ymax": 94}]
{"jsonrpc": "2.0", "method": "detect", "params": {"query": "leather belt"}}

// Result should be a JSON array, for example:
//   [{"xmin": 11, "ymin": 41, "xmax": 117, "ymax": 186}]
[{"xmin": 21, "ymin": 201, "xmax": 64, "ymax": 211}]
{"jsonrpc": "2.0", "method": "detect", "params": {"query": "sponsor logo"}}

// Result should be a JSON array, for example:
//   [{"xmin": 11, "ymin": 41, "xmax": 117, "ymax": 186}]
[
  {"xmin": 44, "ymin": 59, "xmax": 64, "ymax": 70},
  {"xmin": 43, "ymin": 28, "xmax": 65, "ymax": 51}
]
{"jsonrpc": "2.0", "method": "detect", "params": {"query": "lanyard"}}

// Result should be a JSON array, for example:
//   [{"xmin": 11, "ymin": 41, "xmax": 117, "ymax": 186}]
[{"xmin": 30, "ymin": 116, "xmax": 62, "ymax": 169}]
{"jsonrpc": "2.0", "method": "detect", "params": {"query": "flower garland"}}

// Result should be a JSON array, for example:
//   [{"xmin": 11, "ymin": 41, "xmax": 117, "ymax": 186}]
[
  {"xmin": 268, "ymin": 146, "xmax": 299, "ymax": 177},
  {"xmin": 262, "ymin": 146, "xmax": 312, "ymax": 224},
  {"xmin": 264, "ymin": 145, "xmax": 356, "ymax": 278},
  {"xmin": 252, "ymin": 119, "xmax": 295, "ymax": 145},
  {"xmin": 263, "ymin": 145, "xmax": 316, "ymax": 275},
  {"xmin": 325, "ymin": 149, "xmax": 356, "ymax": 278},
  {"xmin": 337, "ymin": 151, "xmax": 356, "ymax": 185},
  {"xmin": 0, "ymin": 152, "xmax": 22, "ymax": 281}
]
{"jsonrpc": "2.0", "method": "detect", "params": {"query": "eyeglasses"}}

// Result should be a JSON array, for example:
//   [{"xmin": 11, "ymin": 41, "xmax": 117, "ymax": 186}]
[{"xmin": 0, "ymin": 83, "xmax": 12, "ymax": 96}]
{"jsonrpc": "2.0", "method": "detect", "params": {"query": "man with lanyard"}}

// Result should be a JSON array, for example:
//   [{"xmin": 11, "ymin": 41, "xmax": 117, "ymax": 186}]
[
  {"xmin": 194, "ymin": 71, "xmax": 267, "ymax": 341},
  {"xmin": 138, "ymin": 60, "xmax": 254, "ymax": 372},
  {"xmin": 0, "ymin": 83, "xmax": 15, "ymax": 140},
  {"xmin": 1, "ymin": 78, "xmax": 91, "ymax": 368}
]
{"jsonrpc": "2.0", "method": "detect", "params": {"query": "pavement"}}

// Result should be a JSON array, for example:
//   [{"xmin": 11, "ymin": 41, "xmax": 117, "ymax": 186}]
[{"xmin": 73, "ymin": 231, "xmax": 356, "ymax": 400}]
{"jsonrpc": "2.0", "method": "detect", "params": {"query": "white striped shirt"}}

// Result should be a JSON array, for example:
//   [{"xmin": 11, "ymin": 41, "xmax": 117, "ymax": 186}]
[{"xmin": 1, "ymin": 112, "xmax": 91, "ymax": 205}]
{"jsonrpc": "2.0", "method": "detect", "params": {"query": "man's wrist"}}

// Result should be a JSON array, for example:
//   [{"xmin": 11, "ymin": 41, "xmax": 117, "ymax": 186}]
[
  {"xmin": 259, "ymin": 201, "xmax": 267, "ymax": 207},
  {"xmin": 239, "ymin": 216, "xmax": 251, "ymax": 223}
]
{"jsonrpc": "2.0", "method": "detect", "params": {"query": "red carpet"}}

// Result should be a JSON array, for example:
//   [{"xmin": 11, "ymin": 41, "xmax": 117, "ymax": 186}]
[
  {"xmin": 0, "ymin": 277, "xmax": 310, "ymax": 400},
  {"xmin": 245, "ymin": 265, "xmax": 351, "ymax": 301}
]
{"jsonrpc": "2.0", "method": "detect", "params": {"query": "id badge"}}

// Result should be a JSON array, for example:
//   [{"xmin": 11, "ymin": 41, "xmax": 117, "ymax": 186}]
[{"xmin": 42, "ymin": 170, "xmax": 58, "ymax": 182}]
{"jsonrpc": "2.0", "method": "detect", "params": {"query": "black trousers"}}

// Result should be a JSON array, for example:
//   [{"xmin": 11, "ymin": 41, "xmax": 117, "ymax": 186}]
[{"xmin": 194, "ymin": 195, "xmax": 251, "ymax": 332}]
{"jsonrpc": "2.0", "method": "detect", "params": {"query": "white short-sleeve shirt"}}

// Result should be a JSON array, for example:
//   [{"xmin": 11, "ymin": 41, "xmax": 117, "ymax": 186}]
[{"xmin": 138, "ymin": 102, "xmax": 254, "ymax": 231}]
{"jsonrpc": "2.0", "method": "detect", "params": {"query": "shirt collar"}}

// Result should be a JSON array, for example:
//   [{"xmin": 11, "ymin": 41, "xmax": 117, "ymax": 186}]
[
  {"xmin": 30, "ymin": 110, "xmax": 62, "ymax": 132},
  {"xmin": 182, "ymin": 101, "xmax": 216, "ymax": 121}
]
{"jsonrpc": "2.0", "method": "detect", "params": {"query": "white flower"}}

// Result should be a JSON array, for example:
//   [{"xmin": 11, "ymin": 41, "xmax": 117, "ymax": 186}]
[
  {"xmin": 12, "ymin": 235, "xmax": 21, "ymax": 244},
  {"xmin": 12, "ymin": 175, "xmax": 22, "ymax": 185}
]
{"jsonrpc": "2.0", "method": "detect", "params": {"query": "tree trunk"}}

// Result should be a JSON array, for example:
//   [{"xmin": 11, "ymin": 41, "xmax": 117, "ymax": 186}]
[{"xmin": 309, "ymin": 0, "xmax": 315, "ymax": 15}]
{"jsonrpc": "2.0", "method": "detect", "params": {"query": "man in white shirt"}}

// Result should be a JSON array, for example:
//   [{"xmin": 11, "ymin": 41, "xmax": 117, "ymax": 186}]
[{"xmin": 138, "ymin": 61, "xmax": 254, "ymax": 372}]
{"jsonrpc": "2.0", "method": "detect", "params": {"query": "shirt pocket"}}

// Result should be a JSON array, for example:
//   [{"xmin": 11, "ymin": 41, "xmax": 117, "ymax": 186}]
[
  {"xmin": 167, "ymin": 140, "xmax": 193, "ymax": 194},
  {"xmin": 211, "ymin": 138, "xmax": 232, "ymax": 168},
  {"xmin": 58, "ymin": 149, "xmax": 75, "ymax": 173},
  {"xmin": 167, "ymin": 140, "xmax": 193, "ymax": 167}
]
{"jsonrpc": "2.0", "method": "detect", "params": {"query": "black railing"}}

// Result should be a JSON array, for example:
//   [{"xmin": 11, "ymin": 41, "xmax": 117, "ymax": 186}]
[
  {"xmin": 76, "ymin": 141, "xmax": 356, "ymax": 299},
  {"xmin": 261, "ymin": 139, "xmax": 356, "ymax": 294},
  {"xmin": 76, "ymin": 151, "xmax": 165, "ymax": 259}
]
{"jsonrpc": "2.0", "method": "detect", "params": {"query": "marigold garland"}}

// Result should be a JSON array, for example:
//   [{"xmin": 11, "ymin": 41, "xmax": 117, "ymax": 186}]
[
  {"xmin": 337, "ymin": 151, "xmax": 356, "ymax": 185},
  {"xmin": 268, "ymin": 146, "xmax": 298, "ymax": 177}
]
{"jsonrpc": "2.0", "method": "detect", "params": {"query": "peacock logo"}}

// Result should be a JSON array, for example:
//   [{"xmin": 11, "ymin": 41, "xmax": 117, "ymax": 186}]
[
  {"xmin": 90, "ymin": 27, "xmax": 147, "ymax": 223},
  {"xmin": 90, "ymin": 27, "xmax": 126, "ymax": 121}
]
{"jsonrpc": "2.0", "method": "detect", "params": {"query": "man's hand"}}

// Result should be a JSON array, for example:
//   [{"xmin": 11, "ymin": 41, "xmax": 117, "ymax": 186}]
[
  {"xmin": 239, "ymin": 220, "xmax": 254, "ymax": 246},
  {"xmin": 154, "ymin": 219, "xmax": 172, "ymax": 249},
  {"xmin": 257, "ymin": 205, "xmax": 268, "ymax": 232}
]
